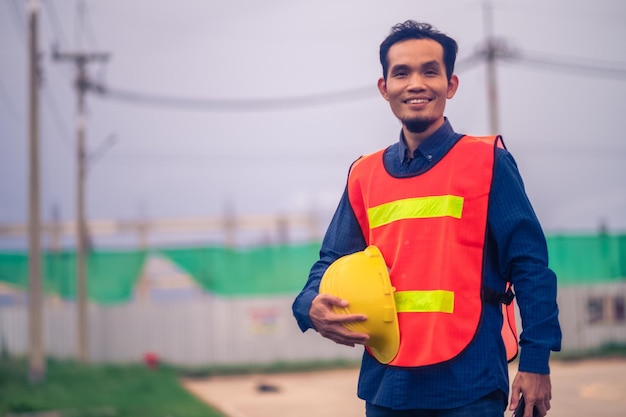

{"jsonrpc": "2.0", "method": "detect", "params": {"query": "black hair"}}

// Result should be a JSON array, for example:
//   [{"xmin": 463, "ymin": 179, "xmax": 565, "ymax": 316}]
[{"xmin": 379, "ymin": 20, "xmax": 458, "ymax": 81}]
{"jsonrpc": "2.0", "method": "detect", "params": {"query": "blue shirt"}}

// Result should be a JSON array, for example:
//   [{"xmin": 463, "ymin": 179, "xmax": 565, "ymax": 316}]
[{"xmin": 292, "ymin": 119, "xmax": 561, "ymax": 409}]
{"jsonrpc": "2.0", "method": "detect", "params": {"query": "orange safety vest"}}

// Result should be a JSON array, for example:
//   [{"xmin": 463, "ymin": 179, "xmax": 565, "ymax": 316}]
[{"xmin": 347, "ymin": 135, "xmax": 518, "ymax": 367}]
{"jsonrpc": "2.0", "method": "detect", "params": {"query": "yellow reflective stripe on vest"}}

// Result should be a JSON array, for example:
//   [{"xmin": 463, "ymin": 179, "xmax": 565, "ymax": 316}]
[
  {"xmin": 367, "ymin": 195, "xmax": 464, "ymax": 229},
  {"xmin": 394, "ymin": 290, "xmax": 455, "ymax": 314}
]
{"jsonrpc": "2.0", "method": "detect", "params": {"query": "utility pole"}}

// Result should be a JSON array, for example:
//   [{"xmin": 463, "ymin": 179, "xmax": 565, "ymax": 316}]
[
  {"xmin": 475, "ymin": 2, "xmax": 518, "ymax": 135},
  {"xmin": 483, "ymin": 1, "xmax": 500, "ymax": 135},
  {"xmin": 52, "ymin": 46, "xmax": 109, "ymax": 363},
  {"xmin": 27, "ymin": 0, "xmax": 45, "ymax": 383}
]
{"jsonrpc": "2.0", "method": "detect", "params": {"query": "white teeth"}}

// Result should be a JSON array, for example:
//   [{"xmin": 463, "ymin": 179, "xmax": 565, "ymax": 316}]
[{"xmin": 407, "ymin": 98, "xmax": 428, "ymax": 104}]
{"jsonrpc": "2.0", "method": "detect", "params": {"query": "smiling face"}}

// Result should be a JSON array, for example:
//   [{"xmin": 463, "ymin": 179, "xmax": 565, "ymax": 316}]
[{"xmin": 377, "ymin": 38, "xmax": 459, "ymax": 148}]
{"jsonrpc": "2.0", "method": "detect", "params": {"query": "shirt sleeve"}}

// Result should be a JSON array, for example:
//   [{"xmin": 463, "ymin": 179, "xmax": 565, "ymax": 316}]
[
  {"xmin": 291, "ymin": 186, "xmax": 367, "ymax": 332},
  {"xmin": 490, "ymin": 148, "xmax": 562, "ymax": 374}
]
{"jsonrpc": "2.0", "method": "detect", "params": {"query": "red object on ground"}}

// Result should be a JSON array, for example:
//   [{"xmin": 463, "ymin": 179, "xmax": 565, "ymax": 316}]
[{"xmin": 144, "ymin": 352, "xmax": 159, "ymax": 368}]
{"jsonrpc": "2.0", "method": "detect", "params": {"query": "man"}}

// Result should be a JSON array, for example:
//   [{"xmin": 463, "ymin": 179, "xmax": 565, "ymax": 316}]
[{"xmin": 292, "ymin": 20, "xmax": 561, "ymax": 417}]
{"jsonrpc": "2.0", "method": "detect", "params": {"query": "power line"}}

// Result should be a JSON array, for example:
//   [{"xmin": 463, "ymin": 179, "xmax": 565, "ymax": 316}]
[
  {"xmin": 81, "ymin": 0, "xmax": 101, "ymax": 50},
  {"xmin": 43, "ymin": 0, "xmax": 69, "ymax": 46},
  {"xmin": 0, "ymin": 77, "xmax": 22, "ymax": 120},
  {"xmin": 15, "ymin": 2, "xmax": 624, "ymax": 117},
  {"xmin": 26, "ymin": 2, "xmax": 621, "ymax": 114},
  {"xmin": 40, "ymin": 0, "xmax": 75, "ymax": 150},
  {"xmin": 93, "ymin": 84, "xmax": 378, "ymax": 112},
  {"xmin": 456, "ymin": 53, "xmax": 486, "ymax": 73},
  {"xmin": 8, "ymin": 0, "xmax": 26, "ymax": 42},
  {"xmin": 2, "ymin": 0, "xmax": 74, "ymax": 151},
  {"xmin": 74, "ymin": 0, "xmax": 85, "ymax": 51},
  {"xmin": 41, "ymin": 86, "xmax": 73, "ymax": 150},
  {"xmin": 90, "ymin": 48, "xmax": 626, "ymax": 113},
  {"xmin": 72, "ymin": 0, "xmax": 100, "ymax": 51},
  {"xmin": 502, "ymin": 51, "xmax": 626, "ymax": 80}
]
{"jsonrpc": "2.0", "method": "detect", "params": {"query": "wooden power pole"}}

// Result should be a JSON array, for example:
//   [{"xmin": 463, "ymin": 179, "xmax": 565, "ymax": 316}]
[
  {"xmin": 483, "ymin": 1, "xmax": 501, "ymax": 135},
  {"xmin": 478, "ymin": 1, "xmax": 517, "ymax": 135},
  {"xmin": 52, "ymin": 46, "xmax": 109, "ymax": 363},
  {"xmin": 27, "ymin": 0, "xmax": 45, "ymax": 382}
]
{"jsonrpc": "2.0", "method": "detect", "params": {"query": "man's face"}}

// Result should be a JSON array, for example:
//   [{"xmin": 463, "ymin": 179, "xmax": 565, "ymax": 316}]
[{"xmin": 378, "ymin": 38, "xmax": 458, "ymax": 137}]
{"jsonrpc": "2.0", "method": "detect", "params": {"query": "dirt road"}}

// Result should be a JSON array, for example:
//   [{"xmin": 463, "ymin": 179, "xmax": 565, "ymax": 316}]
[{"xmin": 182, "ymin": 358, "xmax": 626, "ymax": 417}]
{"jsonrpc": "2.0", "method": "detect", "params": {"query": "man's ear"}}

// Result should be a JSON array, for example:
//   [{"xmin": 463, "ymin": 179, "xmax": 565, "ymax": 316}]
[
  {"xmin": 377, "ymin": 77, "xmax": 389, "ymax": 101},
  {"xmin": 447, "ymin": 74, "xmax": 459, "ymax": 99}
]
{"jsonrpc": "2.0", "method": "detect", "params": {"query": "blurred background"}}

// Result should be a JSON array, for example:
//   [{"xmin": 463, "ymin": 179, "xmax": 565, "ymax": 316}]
[
  {"xmin": 1, "ymin": 0, "xmax": 625, "ymax": 240},
  {"xmin": 0, "ymin": 0, "xmax": 625, "ymax": 415}
]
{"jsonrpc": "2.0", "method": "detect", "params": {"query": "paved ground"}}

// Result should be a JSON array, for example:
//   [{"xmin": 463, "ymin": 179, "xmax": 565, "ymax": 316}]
[{"xmin": 181, "ymin": 358, "xmax": 626, "ymax": 417}]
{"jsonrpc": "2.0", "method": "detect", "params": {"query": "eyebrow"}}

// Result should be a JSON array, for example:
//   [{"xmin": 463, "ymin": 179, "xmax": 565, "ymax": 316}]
[
  {"xmin": 390, "ymin": 60, "xmax": 442, "ymax": 73},
  {"xmin": 421, "ymin": 60, "xmax": 442, "ymax": 69},
  {"xmin": 389, "ymin": 64, "xmax": 411, "ymax": 73}
]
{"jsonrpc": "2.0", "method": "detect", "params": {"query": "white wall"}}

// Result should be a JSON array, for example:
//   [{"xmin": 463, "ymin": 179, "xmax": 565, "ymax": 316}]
[
  {"xmin": 2, "ymin": 283, "xmax": 625, "ymax": 365},
  {"xmin": 0, "ymin": 294, "xmax": 363, "ymax": 366}
]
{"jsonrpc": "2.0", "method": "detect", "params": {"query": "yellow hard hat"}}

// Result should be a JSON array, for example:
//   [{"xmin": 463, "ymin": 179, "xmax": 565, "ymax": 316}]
[{"xmin": 319, "ymin": 245, "xmax": 399, "ymax": 364}]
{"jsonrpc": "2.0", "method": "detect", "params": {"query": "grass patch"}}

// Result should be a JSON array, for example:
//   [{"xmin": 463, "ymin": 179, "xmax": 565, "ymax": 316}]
[{"xmin": 0, "ymin": 357, "xmax": 225, "ymax": 417}]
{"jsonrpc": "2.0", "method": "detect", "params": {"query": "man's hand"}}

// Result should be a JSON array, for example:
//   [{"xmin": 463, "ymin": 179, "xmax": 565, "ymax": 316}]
[
  {"xmin": 309, "ymin": 293, "xmax": 369, "ymax": 347},
  {"xmin": 509, "ymin": 371, "xmax": 552, "ymax": 417}
]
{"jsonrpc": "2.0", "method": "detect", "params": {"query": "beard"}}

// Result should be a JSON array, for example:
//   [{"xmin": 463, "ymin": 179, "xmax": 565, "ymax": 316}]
[{"xmin": 404, "ymin": 117, "xmax": 434, "ymax": 134}]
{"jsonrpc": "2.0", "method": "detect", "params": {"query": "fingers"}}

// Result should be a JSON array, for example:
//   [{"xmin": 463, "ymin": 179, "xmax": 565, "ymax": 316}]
[
  {"xmin": 508, "ymin": 376, "xmax": 522, "ymax": 411},
  {"xmin": 318, "ymin": 322, "xmax": 370, "ymax": 347},
  {"xmin": 508, "ymin": 393, "xmax": 520, "ymax": 412},
  {"xmin": 310, "ymin": 293, "xmax": 369, "ymax": 346},
  {"xmin": 522, "ymin": 399, "xmax": 540, "ymax": 417},
  {"xmin": 315, "ymin": 293, "xmax": 350, "ymax": 309},
  {"xmin": 509, "ymin": 372, "xmax": 552, "ymax": 417},
  {"xmin": 334, "ymin": 311, "xmax": 368, "ymax": 323},
  {"xmin": 315, "ymin": 318, "xmax": 370, "ymax": 346},
  {"xmin": 527, "ymin": 396, "xmax": 550, "ymax": 417},
  {"xmin": 311, "ymin": 293, "xmax": 367, "ymax": 323},
  {"xmin": 512, "ymin": 394, "xmax": 550, "ymax": 417}
]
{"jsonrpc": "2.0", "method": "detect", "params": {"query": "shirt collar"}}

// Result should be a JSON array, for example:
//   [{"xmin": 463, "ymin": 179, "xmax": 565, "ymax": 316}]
[{"xmin": 398, "ymin": 118, "xmax": 458, "ymax": 163}]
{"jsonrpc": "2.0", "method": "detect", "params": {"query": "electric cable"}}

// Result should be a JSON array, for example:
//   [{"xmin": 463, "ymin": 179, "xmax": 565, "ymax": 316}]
[
  {"xmin": 455, "ymin": 53, "xmax": 486, "ymax": 73},
  {"xmin": 1, "ymin": 0, "xmax": 74, "ymax": 151},
  {"xmin": 8, "ymin": 0, "xmax": 26, "ymax": 43},
  {"xmin": 92, "ymin": 48, "xmax": 626, "ymax": 113},
  {"xmin": 94, "ymin": 84, "xmax": 378, "ymax": 112},
  {"xmin": 41, "ymin": 86, "xmax": 73, "ymax": 151},
  {"xmin": 43, "ymin": 0, "xmax": 69, "ymax": 47},
  {"xmin": 81, "ymin": 0, "xmax": 101, "ymax": 50},
  {"xmin": 502, "ymin": 51, "xmax": 626, "ymax": 80},
  {"xmin": 0, "ymin": 77, "xmax": 22, "ymax": 120}
]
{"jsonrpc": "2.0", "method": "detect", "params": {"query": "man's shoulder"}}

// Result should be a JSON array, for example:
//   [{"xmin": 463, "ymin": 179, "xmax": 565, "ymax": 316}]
[{"xmin": 353, "ymin": 146, "xmax": 389, "ymax": 165}]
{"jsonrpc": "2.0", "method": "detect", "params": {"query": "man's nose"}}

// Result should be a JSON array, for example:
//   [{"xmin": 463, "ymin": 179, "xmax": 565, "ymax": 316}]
[{"xmin": 407, "ymin": 73, "xmax": 426, "ymax": 90}]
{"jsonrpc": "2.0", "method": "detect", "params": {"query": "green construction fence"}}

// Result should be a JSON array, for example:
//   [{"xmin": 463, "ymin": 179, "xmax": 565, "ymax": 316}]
[{"xmin": 0, "ymin": 235, "xmax": 624, "ymax": 304}]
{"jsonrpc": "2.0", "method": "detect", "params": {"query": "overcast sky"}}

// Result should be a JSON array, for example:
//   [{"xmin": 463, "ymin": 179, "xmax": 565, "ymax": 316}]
[{"xmin": 1, "ymin": 0, "xmax": 625, "ymax": 249}]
